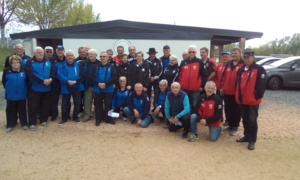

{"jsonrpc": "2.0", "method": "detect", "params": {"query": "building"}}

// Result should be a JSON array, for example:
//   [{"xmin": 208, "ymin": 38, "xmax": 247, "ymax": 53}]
[{"xmin": 10, "ymin": 19, "xmax": 263, "ymax": 60}]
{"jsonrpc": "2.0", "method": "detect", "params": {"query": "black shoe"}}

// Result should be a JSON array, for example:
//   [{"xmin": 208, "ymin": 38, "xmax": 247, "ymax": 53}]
[
  {"xmin": 58, "ymin": 120, "xmax": 66, "ymax": 125},
  {"xmin": 68, "ymin": 115, "xmax": 72, "ymax": 120},
  {"xmin": 95, "ymin": 121, "xmax": 101, "ymax": 126},
  {"xmin": 248, "ymin": 142, "xmax": 255, "ymax": 150},
  {"xmin": 182, "ymin": 131, "xmax": 188, "ymax": 139},
  {"xmin": 51, "ymin": 116, "xmax": 57, "ymax": 121},
  {"xmin": 236, "ymin": 136, "xmax": 248, "ymax": 143},
  {"xmin": 130, "ymin": 120, "xmax": 136, "ymax": 124},
  {"xmin": 73, "ymin": 119, "xmax": 81, "ymax": 123},
  {"xmin": 106, "ymin": 119, "xmax": 116, "ymax": 125}
]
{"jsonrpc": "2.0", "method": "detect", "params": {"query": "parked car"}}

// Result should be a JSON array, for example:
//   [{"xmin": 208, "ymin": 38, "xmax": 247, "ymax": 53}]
[
  {"xmin": 256, "ymin": 57, "xmax": 282, "ymax": 66},
  {"xmin": 263, "ymin": 56, "xmax": 300, "ymax": 90},
  {"xmin": 255, "ymin": 56, "xmax": 272, "ymax": 62}
]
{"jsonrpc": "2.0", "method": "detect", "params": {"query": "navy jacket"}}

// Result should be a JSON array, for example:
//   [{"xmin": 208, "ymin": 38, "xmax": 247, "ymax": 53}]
[
  {"xmin": 2, "ymin": 67, "xmax": 27, "ymax": 101},
  {"xmin": 93, "ymin": 62, "xmax": 117, "ymax": 94},
  {"xmin": 57, "ymin": 61, "xmax": 85, "ymax": 94},
  {"xmin": 25, "ymin": 57, "xmax": 55, "ymax": 92},
  {"xmin": 82, "ymin": 59, "xmax": 101, "ymax": 88},
  {"xmin": 131, "ymin": 60, "xmax": 150, "ymax": 87},
  {"xmin": 126, "ymin": 91, "xmax": 150, "ymax": 120},
  {"xmin": 164, "ymin": 64, "xmax": 179, "ymax": 87}
]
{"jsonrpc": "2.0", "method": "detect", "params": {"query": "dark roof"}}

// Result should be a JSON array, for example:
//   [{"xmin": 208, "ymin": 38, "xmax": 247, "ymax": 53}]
[{"xmin": 10, "ymin": 19, "xmax": 263, "ymax": 45}]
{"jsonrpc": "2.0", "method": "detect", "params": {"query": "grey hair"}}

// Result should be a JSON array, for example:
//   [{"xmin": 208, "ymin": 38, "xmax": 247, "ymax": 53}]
[
  {"xmin": 188, "ymin": 45, "xmax": 197, "ymax": 50},
  {"xmin": 119, "ymin": 76, "xmax": 127, "ymax": 82},
  {"xmin": 88, "ymin": 48, "xmax": 97, "ymax": 54},
  {"xmin": 34, "ymin": 46, "xmax": 44, "ymax": 52},
  {"xmin": 128, "ymin": 45, "xmax": 136, "ymax": 50},
  {"xmin": 205, "ymin": 81, "xmax": 217, "ymax": 93},
  {"xmin": 159, "ymin": 79, "xmax": 168, "ymax": 86},
  {"xmin": 14, "ymin": 44, "xmax": 24, "ymax": 49},
  {"xmin": 170, "ymin": 55, "xmax": 178, "ymax": 62},
  {"xmin": 65, "ymin": 50, "xmax": 75, "ymax": 56}
]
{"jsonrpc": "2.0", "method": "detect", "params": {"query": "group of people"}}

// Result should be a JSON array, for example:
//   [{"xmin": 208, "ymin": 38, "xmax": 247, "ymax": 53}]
[{"xmin": 2, "ymin": 43, "xmax": 266, "ymax": 150}]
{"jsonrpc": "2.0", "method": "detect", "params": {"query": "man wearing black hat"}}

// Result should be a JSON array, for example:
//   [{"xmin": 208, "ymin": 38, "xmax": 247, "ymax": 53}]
[
  {"xmin": 146, "ymin": 48, "xmax": 163, "ymax": 98},
  {"xmin": 235, "ymin": 51, "xmax": 266, "ymax": 150},
  {"xmin": 159, "ymin": 45, "xmax": 171, "ymax": 79}
]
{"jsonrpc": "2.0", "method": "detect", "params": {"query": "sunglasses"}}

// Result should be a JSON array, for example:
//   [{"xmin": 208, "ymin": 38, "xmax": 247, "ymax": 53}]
[
  {"xmin": 100, "ymin": 56, "xmax": 107, "ymax": 58},
  {"xmin": 188, "ymin": 51, "xmax": 196, "ymax": 54},
  {"xmin": 46, "ymin": 51, "xmax": 53, "ymax": 53}
]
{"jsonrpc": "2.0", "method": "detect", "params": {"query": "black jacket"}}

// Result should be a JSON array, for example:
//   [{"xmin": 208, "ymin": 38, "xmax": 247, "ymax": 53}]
[
  {"xmin": 164, "ymin": 64, "xmax": 179, "ymax": 87},
  {"xmin": 117, "ymin": 62, "xmax": 132, "ymax": 86},
  {"xmin": 131, "ymin": 60, "xmax": 150, "ymax": 87}
]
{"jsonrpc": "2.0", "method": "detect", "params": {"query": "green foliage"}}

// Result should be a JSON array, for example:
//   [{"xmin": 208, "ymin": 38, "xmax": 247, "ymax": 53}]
[
  {"xmin": 250, "ymin": 33, "xmax": 300, "ymax": 56},
  {"xmin": 0, "ymin": 48, "xmax": 14, "ymax": 71},
  {"xmin": 14, "ymin": 0, "xmax": 100, "ymax": 30}
]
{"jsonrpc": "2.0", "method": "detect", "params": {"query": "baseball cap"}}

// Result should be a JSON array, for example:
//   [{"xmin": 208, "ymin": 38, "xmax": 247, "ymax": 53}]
[{"xmin": 56, "ymin": 45, "xmax": 65, "ymax": 50}]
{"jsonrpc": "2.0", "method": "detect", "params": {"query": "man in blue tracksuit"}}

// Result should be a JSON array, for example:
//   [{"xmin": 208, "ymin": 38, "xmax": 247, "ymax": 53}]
[
  {"xmin": 26, "ymin": 47, "xmax": 55, "ymax": 130},
  {"xmin": 4, "ymin": 44, "xmax": 31, "ymax": 68},
  {"xmin": 165, "ymin": 82, "xmax": 191, "ymax": 138},
  {"xmin": 93, "ymin": 51, "xmax": 118, "ymax": 126},
  {"xmin": 123, "ymin": 83, "xmax": 151, "ymax": 128},
  {"xmin": 2, "ymin": 55, "xmax": 28, "ymax": 132},
  {"xmin": 50, "ymin": 45, "xmax": 66, "ymax": 120},
  {"xmin": 57, "ymin": 50, "xmax": 85, "ymax": 125}
]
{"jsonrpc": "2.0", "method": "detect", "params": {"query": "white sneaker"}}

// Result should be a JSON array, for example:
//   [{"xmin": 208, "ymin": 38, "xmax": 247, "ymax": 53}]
[
  {"xmin": 41, "ymin": 122, "xmax": 48, "ymax": 127},
  {"xmin": 77, "ymin": 112, "xmax": 83, "ymax": 118},
  {"xmin": 30, "ymin": 125, "xmax": 36, "ymax": 131},
  {"xmin": 6, "ymin": 127, "xmax": 14, "ymax": 132},
  {"xmin": 122, "ymin": 117, "xmax": 127, "ymax": 121}
]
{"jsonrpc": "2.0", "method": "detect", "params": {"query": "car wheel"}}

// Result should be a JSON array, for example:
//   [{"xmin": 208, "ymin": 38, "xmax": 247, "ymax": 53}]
[{"xmin": 268, "ymin": 77, "xmax": 281, "ymax": 90}]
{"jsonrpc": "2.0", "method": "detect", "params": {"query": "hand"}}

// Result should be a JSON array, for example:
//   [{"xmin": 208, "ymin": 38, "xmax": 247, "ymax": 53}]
[
  {"xmin": 127, "ymin": 85, "xmax": 132, "ymax": 90},
  {"xmin": 150, "ymin": 77, "xmax": 155, "ymax": 82},
  {"xmin": 133, "ymin": 109, "xmax": 139, "ymax": 118},
  {"xmin": 158, "ymin": 112, "xmax": 164, "ymax": 118},
  {"xmin": 109, "ymin": 109, "xmax": 114, "ymax": 112},
  {"xmin": 99, "ymin": 83, "xmax": 106, "ymax": 89},
  {"xmin": 43, "ymin": 78, "xmax": 52, "ymax": 86},
  {"xmin": 68, "ymin": 80, "xmax": 76, "ymax": 86},
  {"xmin": 143, "ymin": 87, "xmax": 147, "ymax": 92},
  {"xmin": 154, "ymin": 106, "xmax": 161, "ymax": 114},
  {"xmin": 200, "ymin": 119, "xmax": 206, "ymax": 126},
  {"xmin": 173, "ymin": 116, "xmax": 179, "ymax": 123},
  {"xmin": 220, "ymin": 89, "xmax": 224, "ymax": 96},
  {"xmin": 136, "ymin": 119, "xmax": 142, "ymax": 126},
  {"xmin": 199, "ymin": 87, "xmax": 203, "ymax": 92}
]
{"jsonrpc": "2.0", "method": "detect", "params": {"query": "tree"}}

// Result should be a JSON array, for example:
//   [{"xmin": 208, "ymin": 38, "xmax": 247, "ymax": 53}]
[
  {"xmin": 64, "ymin": 0, "xmax": 100, "ymax": 26},
  {"xmin": 0, "ymin": 0, "xmax": 21, "ymax": 42},
  {"xmin": 288, "ymin": 33, "xmax": 300, "ymax": 55},
  {"xmin": 14, "ymin": 0, "xmax": 100, "ymax": 30}
]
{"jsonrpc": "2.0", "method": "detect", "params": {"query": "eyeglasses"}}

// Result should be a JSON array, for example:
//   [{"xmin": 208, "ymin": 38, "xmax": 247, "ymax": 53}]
[
  {"xmin": 100, "ymin": 56, "xmax": 107, "ymax": 58},
  {"xmin": 46, "ymin": 51, "xmax": 53, "ymax": 53},
  {"xmin": 188, "ymin": 51, "xmax": 196, "ymax": 54}
]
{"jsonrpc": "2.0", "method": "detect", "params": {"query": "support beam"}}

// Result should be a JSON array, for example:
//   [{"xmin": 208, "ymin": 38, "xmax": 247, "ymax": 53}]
[
  {"xmin": 218, "ymin": 45, "xmax": 224, "ymax": 63},
  {"xmin": 239, "ymin": 37, "xmax": 246, "ymax": 52},
  {"xmin": 210, "ymin": 45, "xmax": 214, "ymax": 59}
]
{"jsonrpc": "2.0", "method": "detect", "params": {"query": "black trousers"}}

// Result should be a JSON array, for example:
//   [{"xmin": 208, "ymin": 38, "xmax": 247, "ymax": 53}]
[
  {"xmin": 113, "ymin": 107, "xmax": 127, "ymax": 118},
  {"xmin": 94, "ymin": 92, "xmax": 113, "ymax": 122},
  {"xmin": 168, "ymin": 113, "xmax": 190, "ymax": 132},
  {"xmin": 224, "ymin": 94, "xmax": 241, "ymax": 128},
  {"xmin": 28, "ymin": 90, "xmax": 51, "ymax": 126},
  {"xmin": 182, "ymin": 89, "xmax": 200, "ymax": 110},
  {"xmin": 147, "ymin": 80, "xmax": 159, "ymax": 99},
  {"xmin": 61, "ymin": 88, "xmax": 81, "ymax": 121},
  {"xmin": 6, "ymin": 99, "xmax": 27, "ymax": 128},
  {"xmin": 240, "ymin": 104, "xmax": 259, "ymax": 142}
]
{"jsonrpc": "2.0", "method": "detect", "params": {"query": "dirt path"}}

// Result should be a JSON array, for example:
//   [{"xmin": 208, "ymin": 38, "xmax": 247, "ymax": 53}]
[{"xmin": 0, "ymin": 89, "xmax": 300, "ymax": 180}]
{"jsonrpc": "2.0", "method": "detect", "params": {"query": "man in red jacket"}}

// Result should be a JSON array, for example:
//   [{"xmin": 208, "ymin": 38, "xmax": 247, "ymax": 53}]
[
  {"xmin": 220, "ymin": 48, "xmax": 244, "ymax": 136},
  {"xmin": 235, "ymin": 51, "xmax": 266, "ymax": 150}
]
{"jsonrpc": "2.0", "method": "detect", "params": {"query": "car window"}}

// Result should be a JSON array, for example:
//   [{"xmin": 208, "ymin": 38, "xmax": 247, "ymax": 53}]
[
  {"xmin": 279, "ymin": 60, "xmax": 295, "ymax": 68},
  {"xmin": 295, "ymin": 60, "xmax": 300, "ymax": 68}
]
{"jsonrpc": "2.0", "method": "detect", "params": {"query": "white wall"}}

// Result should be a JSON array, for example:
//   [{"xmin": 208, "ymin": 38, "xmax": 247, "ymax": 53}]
[{"xmin": 63, "ymin": 38, "xmax": 210, "ymax": 62}]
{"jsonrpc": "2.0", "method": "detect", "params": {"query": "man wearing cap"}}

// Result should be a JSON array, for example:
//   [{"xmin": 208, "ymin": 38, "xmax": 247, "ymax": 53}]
[
  {"xmin": 146, "ymin": 48, "xmax": 163, "ymax": 98},
  {"xmin": 50, "ymin": 45, "xmax": 66, "ymax": 121},
  {"xmin": 220, "ymin": 48, "xmax": 244, "ymax": 136},
  {"xmin": 113, "ymin": 46, "xmax": 124, "ymax": 65},
  {"xmin": 215, "ymin": 50, "xmax": 232, "ymax": 126},
  {"xmin": 4, "ymin": 44, "xmax": 31, "ymax": 68},
  {"xmin": 44, "ymin": 46, "xmax": 54, "ymax": 61},
  {"xmin": 235, "ymin": 51, "xmax": 266, "ymax": 150},
  {"xmin": 159, "ymin": 45, "xmax": 171, "ymax": 79}
]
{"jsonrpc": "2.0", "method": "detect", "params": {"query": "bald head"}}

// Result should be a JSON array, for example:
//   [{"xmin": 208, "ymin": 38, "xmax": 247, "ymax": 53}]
[{"xmin": 171, "ymin": 82, "xmax": 181, "ymax": 96}]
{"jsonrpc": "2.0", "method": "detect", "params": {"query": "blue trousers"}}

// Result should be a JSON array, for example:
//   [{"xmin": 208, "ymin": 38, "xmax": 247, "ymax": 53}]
[{"xmin": 123, "ymin": 107, "xmax": 151, "ymax": 128}]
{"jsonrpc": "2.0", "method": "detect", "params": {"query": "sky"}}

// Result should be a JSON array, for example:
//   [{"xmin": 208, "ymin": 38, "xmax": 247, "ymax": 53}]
[{"xmin": 86, "ymin": 0, "xmax": 299, "ymax": 48}]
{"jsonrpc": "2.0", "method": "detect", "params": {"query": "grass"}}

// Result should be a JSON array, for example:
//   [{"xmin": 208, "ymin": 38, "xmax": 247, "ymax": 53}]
[{"xmin": 0, "ymin": 48, "xmax": 14, "ymax": 71}]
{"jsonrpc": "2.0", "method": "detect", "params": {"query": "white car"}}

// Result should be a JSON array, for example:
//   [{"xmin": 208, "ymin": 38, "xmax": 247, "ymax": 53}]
[{"xmin": 256, "ymin": 57, "xmax": 282, "ymax": 66}]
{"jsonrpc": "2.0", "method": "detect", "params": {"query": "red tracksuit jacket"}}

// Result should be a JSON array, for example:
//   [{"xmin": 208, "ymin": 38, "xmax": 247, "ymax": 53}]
[{"xmin": 179, "ymin": 58, "xmax": 204, "ymax": 91}]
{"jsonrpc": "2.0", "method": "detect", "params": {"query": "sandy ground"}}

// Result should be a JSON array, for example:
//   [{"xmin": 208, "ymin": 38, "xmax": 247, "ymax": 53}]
[{"xmin": 0, "ymin": 89, "xmax": 300, "ymax": 180}]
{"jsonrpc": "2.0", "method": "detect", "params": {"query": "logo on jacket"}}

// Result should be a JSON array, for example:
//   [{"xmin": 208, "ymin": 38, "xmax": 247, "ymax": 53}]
[
  {"xmin": 209, "ymin": 104, "xmax": 213, "ymax": 109},
  {"xmin": 173, "ymin": 70, "xmax": 176, "ymax": 73},
  {"xmin": 261, "ymin": 74, "xmax": 265, "ymax": 78},
  {"xmin": 184, "ymin": 66, "xmax": 189, "ymax": 69},
  {"xmin": 142, "ymin": 68, "xmax": 145, "ymax": 72},
  {"xmin": 154, "ymin": 63, "xmax": 156, "ymax": 66},
  {"xmin": 193, "ymin": 66, "xmax": 197, "ymax": 70}
]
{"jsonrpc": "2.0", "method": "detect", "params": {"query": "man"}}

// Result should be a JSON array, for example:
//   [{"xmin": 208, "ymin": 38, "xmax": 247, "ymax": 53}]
[
  {"xmin": 163, "ymin": 55, "xmax": 179, "ymax": 87},
  {"xmin": 200, "ymin": 47, "xmax": 216, "ymax": 91},
  {"xmin": 26, "ymin": 47, "xmax": 55, "ymax": 130},
  {"xmin": 146, "ymin": 48, "xmax": 163, "ymax": 98},
  {"xmin": 159, "ymin": 45, "xmax": 171, "ymax": 79},
  {"xmin": 178, "ymin": 45, "xmax": 204, "ymax": 109},
  {"xmin": 44, "ymin": 46, "xmax": 54, "ymax": 61},
  {"xmin": 83, "ymin": 45, "xmax": 91, "ymax": 57},
  {"xmin": 128, "ymin": 45, "xmax": 137, "ymax": 64},
  {"xmin": 4, "ymin": 44, "xmax": 31, "ymax": 68},
  {"xmin": 113, "ymin": 46, "xmax": 124, "ymax": 65},
  {"xmin": 57, "ymin": 50, "xmax": 85, "ymax": 125},
  {"xmin": 131, "ymin": 51, "xmax": 150, "ymax": 93},
  {"xmin": 107, "ymin": 49, "xmax": 117, "ymax": 67},
  {"xmin": 220, "ymin": 47, "xmax": 244, "ymax": 136},
  {"xmin": 50, "ymin": 45, "xmax": 66, "ymax": 121},
  {"xmin": 93, "ymin": 52, "xmax": 118, "ymax": 126},
  {"xmin": 164, "ymin": 82, "xmax": 190, "ymax": 138},
  {"xmin": 235, "ymin": 51, "xmax": 266, "ymax": 150},
  {"xmin": 123, "ymin": 83, "xmax": 151, "ymax": 128},
  {"xmin": 75, "ymin": 47, "xmax": 87, "ymax": 61},
  {"xmin": 215, "ymin": 50, "xmax": 232, "ymax": 126},
  {"xmin": 182, "ymin": 50, "xmax": 188, "ymax": 60},
  {"xmin": 152, "ymin": 79, "xmax": 169, "ymax": 125},
  {"xmin": 188, "ymin": 81, "xmax": 222, "ymax": 142},
  {"xmin": 82, "ymin": 49, "xmax": 101, "ymax": 121}
]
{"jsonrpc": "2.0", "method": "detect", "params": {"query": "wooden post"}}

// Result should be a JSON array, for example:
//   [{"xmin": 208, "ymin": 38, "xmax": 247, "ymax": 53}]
[
  {"xmin": 218, "ymin": 45, "xmax": 224, "ymax": 63},
  {"xmin": 239, "ymin": 37, "xmax": 246, "ymax": 52},
  {"xmin": 210, "ymin": 45, "xmax": 214, "ymax": 59}
]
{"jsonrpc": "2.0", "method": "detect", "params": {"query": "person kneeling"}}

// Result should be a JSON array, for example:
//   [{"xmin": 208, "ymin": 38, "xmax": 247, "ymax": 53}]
[
  {"xmin": 188, "ymin": 81, "xmax": 222, "ymax": 142},
  {"xmin": 123, "ymin": 83, "xmax": 151, "ymax": 128}
]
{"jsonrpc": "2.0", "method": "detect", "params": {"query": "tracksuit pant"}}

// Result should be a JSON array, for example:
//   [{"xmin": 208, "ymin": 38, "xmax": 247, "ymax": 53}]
[
  {"xmin": 6, "ymin": 99, "xmax": 27, "ymax": 128},
  {"xmin": 224, "ymin": 94, "xmax": 241, "ymax": 128},
  {"xmin": 28, "ymin": 90, "xmax": 51, "ymax": 126},
  {"xmin": 240, "ymin": 105, "xmax": 259, "ymax": 143}
]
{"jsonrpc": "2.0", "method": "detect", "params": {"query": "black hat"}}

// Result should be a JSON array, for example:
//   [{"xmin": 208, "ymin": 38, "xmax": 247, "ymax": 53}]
[
  {"xmin": 147, "ymin": 48, "xmax": 157, "ymax": 54},
  {"xmin": 163, "ymin": 45, "xmax": 170, "ymax": 49},
  {"xmin": 244, "ymin": 51, "xmax": 255, "ymax": 57}
]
